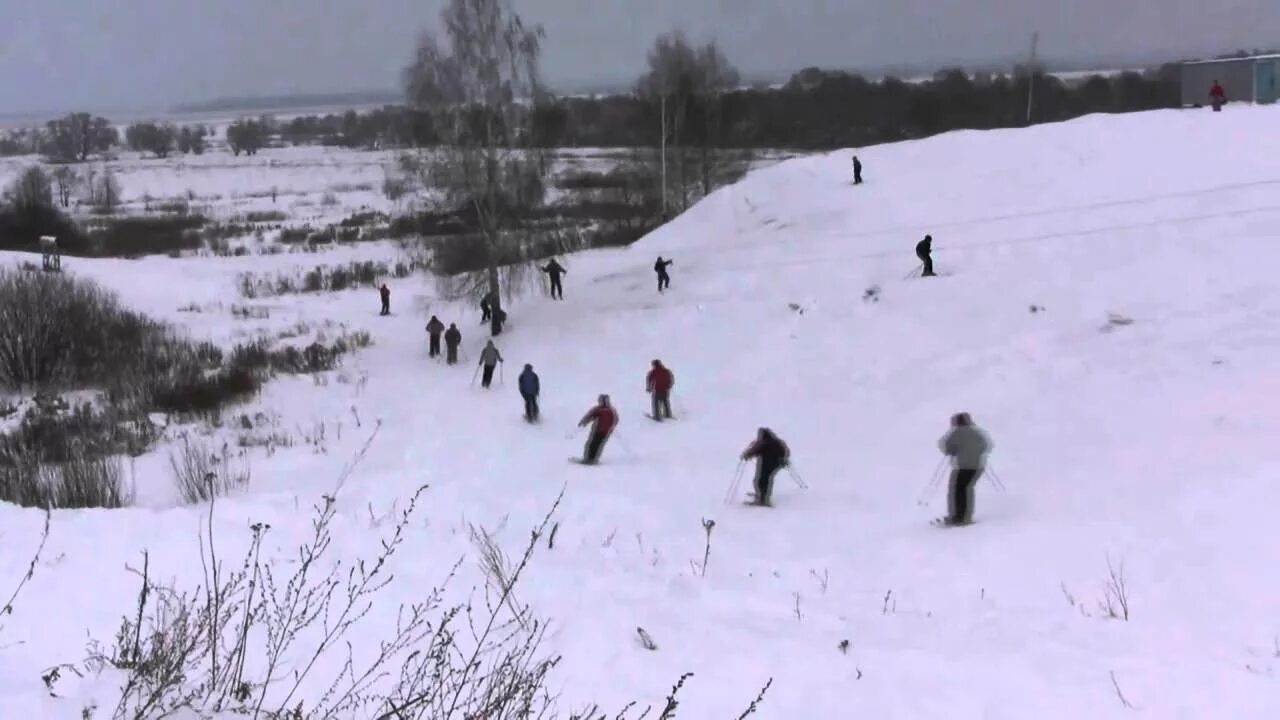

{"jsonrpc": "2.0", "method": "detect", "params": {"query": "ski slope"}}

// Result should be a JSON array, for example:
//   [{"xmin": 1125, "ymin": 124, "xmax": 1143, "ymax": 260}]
[{"xmin": 5, "ymin": 105, "xmax": 1280, "ymax": 718}]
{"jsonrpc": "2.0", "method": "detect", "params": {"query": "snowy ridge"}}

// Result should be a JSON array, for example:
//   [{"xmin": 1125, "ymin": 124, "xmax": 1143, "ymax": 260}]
[{"xmin": 4, "ymin": 105, "xmax": 1280, "ymax": 718}]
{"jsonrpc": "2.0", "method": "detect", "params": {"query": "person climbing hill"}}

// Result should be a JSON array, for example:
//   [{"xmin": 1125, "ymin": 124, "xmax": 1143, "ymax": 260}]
[
  {"xmin": 478, "ymin": 340, "xmax": 503, "ymax": 389},
  {"xmin": 852, "ymin": 155, "xmax": 863, "ymax": 185},
  {"xmin": 542, "ymin": 259, "xmax": 566, "ymax": 300},
  {"xmin": 379, "ymin": 284, "xmax": 391, "ymax": 315},
  {"xmin": 645, "ymin": 359, "xmax": 674, "ymax": 421},
  {"xmin": 444, "ymin": 323, "xmax": 462, "ymax": 365},
  {"xmin": 518, "ymin": 364, "xmax": 540, "ymax": 422},
  {"xmin": 425, "ymin": 315, "xmax": 445, "ymax": 359},
  {"xmin": 741, "ymin": 428, "xmax": 789, "ymax": 506}
]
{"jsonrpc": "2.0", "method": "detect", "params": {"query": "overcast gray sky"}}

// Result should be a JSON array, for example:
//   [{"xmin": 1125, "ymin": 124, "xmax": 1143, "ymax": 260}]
[{"xmin": 0, "ymin": 0, "xmax": 1276, "ymax": 114}]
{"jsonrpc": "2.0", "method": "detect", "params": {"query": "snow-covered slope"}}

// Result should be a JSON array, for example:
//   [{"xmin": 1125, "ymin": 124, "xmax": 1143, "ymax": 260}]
[{"xmin": 5, "ymin": 105, "xmax": 1280, "ymax": 718}]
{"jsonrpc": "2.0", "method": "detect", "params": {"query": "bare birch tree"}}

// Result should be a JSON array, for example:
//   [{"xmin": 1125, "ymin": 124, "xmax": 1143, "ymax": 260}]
[{"xmin": 402, "ymin": 0, "xmax": 549, "ymax": 336}]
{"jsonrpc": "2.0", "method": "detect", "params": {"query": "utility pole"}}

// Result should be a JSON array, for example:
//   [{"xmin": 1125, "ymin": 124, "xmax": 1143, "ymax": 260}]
[{"xmin": 1025, "ymin": 31, "xmax": 1039, "ymax": 125}]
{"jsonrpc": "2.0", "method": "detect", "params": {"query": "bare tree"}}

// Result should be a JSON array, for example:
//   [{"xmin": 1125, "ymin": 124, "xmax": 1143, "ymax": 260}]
[
  {"xmin": 402, "ymin": 0, "xmax": 550, "ymax": 336},
  {"xmin": 51, "ymin": 167, "xmax": 79, "ymax": 208},
  {"xmin": 42, "ymin": 113, "xmax": 117, "ymax": 163},
  {"xmin": 94, "ymin": 167, "xmax": 122, "ymax": 213},
  {"xmin": 636, "ymin": 32, "xmax": 744, "ymax": 214},
  {"xmin": 126, "ymin": 122, "xmax": 178, "ymax": 158},
  {"xmin": 4, "ymin": 167, "xmax": 54, "ymax": 214}
]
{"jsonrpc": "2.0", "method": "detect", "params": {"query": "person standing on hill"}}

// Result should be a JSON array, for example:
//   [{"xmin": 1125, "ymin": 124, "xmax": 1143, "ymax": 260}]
[
  {"xmin": 379, "ymin": 284, "xmax": 391, "ymax": 315},
  {"xmin": 577, "ymin": 394, "xmax": 618, "ymax": 465},
  {"xmin": 444, "ymin": 323, "xmax": 462, "ymax": 365},
  {"xmin": 425, "ymin": 315, "xmax": 445, "ymax": 359},
  {"xmin": 1209, "ymin": 80, "xmax": 1226, "ymax": 111},
  {"xmin": 915, "ymin": 235, "xmax": 936, "ymax": 277},
  {"xmin": 741, "ymin": 428, "xmax": 790, "ymax": 507},
  {"xmin": 541, "ymin": 259, "xmax": 567, "ymax": 300},
  {"xmin": 478, "ymin": 339, "xmax": 503, "ymax": 389},
  {"xmin": 480, "ymin": 291, "xmax": 495, "ymax": 323},
  {"xmin": 852, "ymin": 155, "xmax": 863, "ymax": 185},
  {"xmin": 937, "ymin": 412, "xmax": 992, "ymax": 527},
  {"xmin": 654, "ymin": 256, "xmax": 673, "ymax": 293},
  {"xmin": 518, "ymin": 364, "xmax": 540, "ymax": 422},
  {"xmin": 645, "ymin": 359, "xmax": 675, "ymax": 421}
]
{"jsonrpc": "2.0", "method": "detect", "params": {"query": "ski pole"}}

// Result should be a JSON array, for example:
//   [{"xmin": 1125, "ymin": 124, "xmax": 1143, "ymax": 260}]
[
  {"xmin": 785, "ymin": 464, "xmax": 808, "ymax": 490},
  {"xmin": 724, "ymin": 461, "xmax": 746, "ymax": 504},
  {"xmin": 613, "ymin": 432, "xmax": 639, "ymax": 461},
  {"xmin": 917, "ymin": 458, "xmax": 947, "ymax": 505},
  {"xmin": 986, "ymin": 465, "xmax": 1006, "ymax": 493},
  {"xmin": 500, "ymin": 362, "xmax": 505, "ymax": 386},
  {"xmin": 470, "ymin": 364, "xmax": 480, "ymax": 388},
  {"xmin": 904, "ymin": 264, "xmax": 922, "ymax": 280}
]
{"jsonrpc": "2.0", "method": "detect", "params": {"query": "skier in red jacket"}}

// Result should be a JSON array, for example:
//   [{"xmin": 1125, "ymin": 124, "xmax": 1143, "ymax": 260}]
[
  {"xmin": 645, "ymin": 359, "xmax": 675, "ymax": 421},
  {"xmin": 1209, "ymin": 80, "xmax": 1226, "ymax": 111},
  {"xmin": 578, "ymin": 395, "xmax": 618, "ymax": 464}
]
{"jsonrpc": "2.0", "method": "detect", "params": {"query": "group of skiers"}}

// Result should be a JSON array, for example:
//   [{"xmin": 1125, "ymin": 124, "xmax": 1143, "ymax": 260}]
[{"xmin": 382, "ymin": 239, "xmax": 994, "ymax": 523}]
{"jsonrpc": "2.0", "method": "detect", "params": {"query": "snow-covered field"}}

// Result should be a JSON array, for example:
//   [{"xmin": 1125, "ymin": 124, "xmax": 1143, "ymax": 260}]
[{"xmin": 4, "ymin": 103, "xmax": 1280, "ymax": 718}]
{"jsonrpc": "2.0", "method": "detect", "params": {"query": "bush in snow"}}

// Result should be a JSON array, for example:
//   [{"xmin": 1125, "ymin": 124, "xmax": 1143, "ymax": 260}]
[
  {"xmin": 0, "ymin": 448, "xmax": 132, "ymax": 510},
  {"xmin": 169, "ymin": 434, "xmax": 249, "ymax": 504}
]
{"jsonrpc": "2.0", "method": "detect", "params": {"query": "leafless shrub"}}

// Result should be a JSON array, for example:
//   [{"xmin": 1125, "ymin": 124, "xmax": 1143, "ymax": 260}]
[
  {"xmin": 691, "ymin": 518, "xmax": 715, "ymax": 577},
  {"xmin": 1109, "ymin": 670, "xmax": 1137, "ymax": 710},
  {"xmin": 1099, "ymin": 555, "xmax": 1131, "ymax": 621},
  {"xmin": 0, "ymin": 507, "xmax": 51, "ymax": 638},
  {"xmin": 168, "ymin": 435, "xmax": 249, "ymax": 504}
]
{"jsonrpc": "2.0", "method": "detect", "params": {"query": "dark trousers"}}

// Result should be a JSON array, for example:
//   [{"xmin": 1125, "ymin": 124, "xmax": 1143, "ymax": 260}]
[
  {"xmin": 583, "ymin": 431, "xmax": 610, "ymax": 463},
  {"xmin": 446, "ymin": 346, "xmax": 459, "ymax": 365},
  {"xmin": 481, "ymin": 305, "xmax": 492, "ymax": 322},
  {"xmin": 918, "ymin": 253, "xmax": 934, "ymax": 276},
  {"xmin": 380, "ymin": 299, "xmax": 390, "ymax": 315},
  {"xmin": 754, "ymin": 461, "xmax": 782, "ymax": 505},
  {"xmin": 854, "ymin": 170, "xmax": 862, "ymax": 184},
  {"xmin": 1212, "ymin": 100, "xmax": 1223, "ymax": 112},
  {"xmin": 948, "ymin": 468, "xmax": 983, "ymax": 523},
  {"xmin": 522, "ymin": 394, "xmax": 539, "ymax": 421},
  {"xmin": 657, "ymin": 273, "xmax": 670, "ymax": 292},
  {"xmin": 429, "ymin": 334, "xmax": 441, "ymax": 357},
  {"xmin": 481, "ymin": 364, "xmax": 496, "ymax": 388},
  {"xmin": 549, "ymin": 276, "xmax": 563, "ymax": 299},
  {"xmin": 651, "ymin": 391, "xmax": 672, "ymax": 420}
]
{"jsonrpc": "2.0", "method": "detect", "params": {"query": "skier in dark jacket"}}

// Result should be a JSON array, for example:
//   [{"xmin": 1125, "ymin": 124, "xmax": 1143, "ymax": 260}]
[
  {"xmin": 478, "ymin": 340, "xmax": 503, "ymax": 389},
  {"xmin": 443, "ymin": 323, "xmax": 462, "ymax": 365},
  {"xmin": 654, "ymin": 256, "xmax": 673, "ymax": 293},
  {"xmin": 480, "ymin": 292, "xmax": 495, "ymax": 323},
  {"xmin": 518, "ymin": 364, "xmax": 540, "ymax": 422},
  {"xmin": 577, "ymin": 395, "xmax": 618, "ymax": 465},
  {"xmin": 938, "ymin": 412, "xmax": 992, "ymax": 526},
  {"xmin": 425, "ymin": 315, "xmax": 445, "ymax": 358},
  {"xmin": 541, "ymin": 259, "xmax": 566, "ymax": 300},
  {"xmin": 852, "ymin": 155, "xmax": 863, "ymax": 185},
  {"xmin": 741, "ymin": 428, "xmax": 789, "ymax": 506},
  {"xmin": 379, "ymin": 284, "xmax": 391, "ymax": 315},
  {"xmin": 915, "ymin": 235, "xmax": 935, "ymax": 277},
  {"xmin": 645, "ymin": 359, "xmax": 674, "ymax": 421}
]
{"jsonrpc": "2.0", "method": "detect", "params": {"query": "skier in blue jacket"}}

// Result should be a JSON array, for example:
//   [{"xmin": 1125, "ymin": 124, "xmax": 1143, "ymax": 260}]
[{"xmin": 518, "ymin": 364, "xmax": 540, "ymax": 422}]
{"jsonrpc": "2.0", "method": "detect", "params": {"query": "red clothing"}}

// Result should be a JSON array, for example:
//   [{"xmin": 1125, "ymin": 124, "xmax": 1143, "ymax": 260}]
[
  {"xmin": 1209, "ymin": 83, "xmax": 1225, "ymax": 100},
  {"xmin": 581, "ymin": 405, "xmax": 618, "ymax": 435},
  {"xmin": 646, "ymin": 366, "xmax": 674, "ymax": 393}
]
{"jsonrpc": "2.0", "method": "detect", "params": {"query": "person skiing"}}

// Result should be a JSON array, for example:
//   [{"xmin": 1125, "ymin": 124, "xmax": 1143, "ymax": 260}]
[
  {"xmin": 740, "ymin": 428, "xmax": 790, "ymax": 507},
  {"xmin": 645, "ymin": 359, "xmax": 674, "ymax": 421},
  {"xmin": 518, "ymin": 364, "xmax": 540, "ymax": 422},
  {"xmin": 577, "ymin": 394, "xmax": 618, "ymax": 465},
  {"xmin": 915, "ymin": 235, "xmax": 935, "ymax": 277},
  {"xmin": 937, "ymin": 412, "xmax": 993, "ymax": 526},
  {"xmin": 1209, "ymin": 80, "xmax": 1226, "ymax": 111},
  {"xmin": 425, "ymin": 315, "xmax": 445, "ymax": 359},
  {"xmin": 480, "ymin": 291, "xmax": 495, "ymax": 323},
  {"xmin": 654, "ymin": 256, "xmax": 673, "ymax": 293},
  {"xmin": 493, "ymin": 306, "xmax": 507, "ymax": 334},
  {"xmin": 379, "ymin": 284, "xmax": 391, "ymax": 316},
  {"xmin": 852, "ymin": 155, "xmax": 863, "ymax": 185},
  {"xmin": 443, "ymin": 323, "xmax": 462, "ymax": 365},
  {"xmin": 541, "ymin": 259, "xmax": 567, "ymax": 300},
  {"xmin": 478, "ymin": 339, "xmax": 503, "ymax": 389}
]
